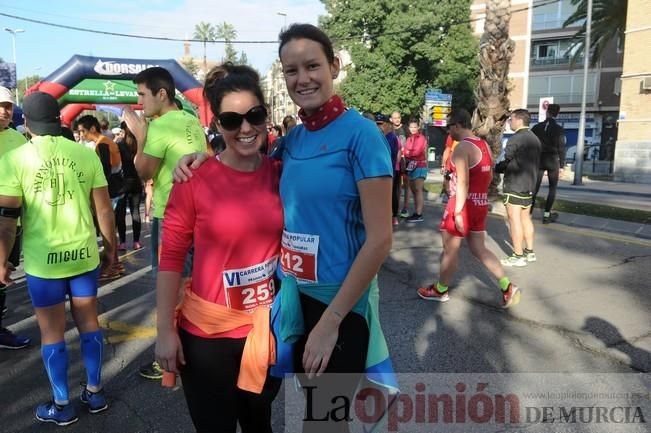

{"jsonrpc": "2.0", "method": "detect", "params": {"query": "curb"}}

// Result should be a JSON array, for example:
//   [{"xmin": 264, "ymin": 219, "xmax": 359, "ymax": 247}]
[{"xmin": 425, "ymin": 192, "xmax": 651, "ymax": 242}]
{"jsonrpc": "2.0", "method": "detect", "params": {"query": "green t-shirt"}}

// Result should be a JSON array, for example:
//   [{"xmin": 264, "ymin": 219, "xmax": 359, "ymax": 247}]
[
  {"xmin": 0, "ymin": 127, "xmax": 27, "ymax": 158},
  {"xmin": 0, "ymin": 135, "xmax": 107, "ymax": 278},
  {"xmin": 144, "ymin": 110, "xmax": 206, "ymax": 218}
]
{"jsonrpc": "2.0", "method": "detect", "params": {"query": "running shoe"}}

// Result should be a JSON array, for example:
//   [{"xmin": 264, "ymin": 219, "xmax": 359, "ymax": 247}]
[
  {"xmin": 399, "ymin": 209, "xmax": 410, "ymax": 218},
  {"xmin": 524, "ymin": 250, "xmax": 537, "ymax": 262},
  {"xmin": 406, "ymin": 213, "xmax": 424, "ymax": 223},
  {"xmin": 138, "ymin": 361, "xmax": 163, "ymax": 380},
  {"xmin": 0, "ymin": 327, "xmax": 30, "ymax": 349},
  {"xmin": 133, "ymin": 241, "xmax": 143, "ymax": 250},
  {"xmin": 500, "ymin": 254, "xmax": 527, "ymax": 267},
  {"xmin": 417, "ymin": 285, "xmax": 450, "ymax": 302},
  {"xmin": 117, "ymin": 243, "xmax": 127, "ymax": 252},
  {"xmin": 542, "ymin": 212, "xmax": 559, "ymax": 224},
  {"xmin": 35, "ymin": 402, "xmax": 79, "ymax": 426},
  {"xmin": 392, "ymin": 217, "xmax": 399, "ymax": 226},
  {"xmin": 80, "ymin": 384, "xmax": 108, "ymax": 414},
  {"xmin": 501, "ymin": 283, "xmax": 521, "ymax": 309}
]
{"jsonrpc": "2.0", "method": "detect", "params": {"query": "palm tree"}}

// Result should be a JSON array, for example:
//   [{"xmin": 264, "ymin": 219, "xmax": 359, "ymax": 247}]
[
  {"xmin": 193, "ymin": 22, "xmax": 217, "ymax": 70},
  {"xmin": 472, "ymin": 0, "xmax": 515, "ymax": 196},
  {"xmin": 563, "ymin": 0, "xmax": 627, "ymax": 66},
  {"xmin": 216, "ymin": 22, "xmax": 238, "ymax": 63}
]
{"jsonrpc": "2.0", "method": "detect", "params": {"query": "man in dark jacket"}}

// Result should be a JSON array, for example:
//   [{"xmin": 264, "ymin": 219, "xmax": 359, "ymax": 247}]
[
  {"xmin": 496, "ymin": 109, "xmax": 541, "ymax": 267},
  {"xmin": 531, "ymin": 103, "xmax": 566, "ymax": 223}
]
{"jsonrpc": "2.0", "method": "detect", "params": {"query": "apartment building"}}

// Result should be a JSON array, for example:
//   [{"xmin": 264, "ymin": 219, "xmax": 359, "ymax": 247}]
[{"xmin": 471, "ymin": 0, "xmax": 623, "ymax": 163}]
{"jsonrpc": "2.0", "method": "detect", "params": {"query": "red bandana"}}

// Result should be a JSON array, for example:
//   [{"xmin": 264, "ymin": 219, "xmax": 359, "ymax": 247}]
[{"xmin": 298, "ymin": 95, "xmax": 346, "ymax": 131}]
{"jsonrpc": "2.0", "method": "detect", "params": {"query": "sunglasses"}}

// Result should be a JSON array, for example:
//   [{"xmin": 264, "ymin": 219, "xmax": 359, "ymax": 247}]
[{"xmin": 217, "ymin": 105, "xmax": 267, "ymax": 131}]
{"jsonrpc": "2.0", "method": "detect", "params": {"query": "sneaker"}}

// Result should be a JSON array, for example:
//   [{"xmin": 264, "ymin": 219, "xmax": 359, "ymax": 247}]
[
  {"xmin": 133, "ymin": 241, "xmax": 143, "ymax": 250},
  {"xmin": 0, "ymin": 327, "xmax": 30, "ymax": 349},
  {"xmin": 524, "ymin": 250, "xmax": 537, "ymax": 262},
  {"xmin": 117, "ymin": 242, "xmax": 127, "ymax": 252},
  {"xmin": 392, "ymin": 217, "xmax": 399, "ymax": 226},
  {"xmin": 406, "ymin": 213, "xmax": 424, "ymax": 223},
  {"xmin": 139, "ymin": 360, "xmax": 163, "ymax": 380},
  {"xmin": 399, "ymin": 209, "xmax": 410, "ymax": 218},
  {"xmin": 500, "ymin": 254, "xmax": 527, "ymax": 267},
  {"xmin": 501, "ymin": 283, "xmax": 521, "ymax": 309},
  {"xmin": 35, "ymin": 401, "xmax": 79, "ymax": 426},
  {"xmin": 80, "ymin": 384, "xmax": 108, "ymax": 414},
  {"xmin": 417, "ymin": 285, "xmax": 450, "ymax": 302},
  {"xmin": 542, "ymin": 212, "xmax": 559, "ymax": 224}
]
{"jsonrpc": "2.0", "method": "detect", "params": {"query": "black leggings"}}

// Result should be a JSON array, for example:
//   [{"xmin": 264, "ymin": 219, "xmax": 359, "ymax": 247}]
[
  {"xmin": 294, "ymin": 294, "xmax": 370, "ymax": 433},
  {"xmin": 533, "ymin": 153, "xmax": 560, "ymax": 213},
  {"xmin": 115, "ymin": 191, "xmax": 142, "ymax": 243},
  {"xmin": 392, "ymin": 172, "xmax": 401, "ymax": 217},
  {"xmin": 179, "ymin": 329, "xmax": 281, "ymax": 433}
]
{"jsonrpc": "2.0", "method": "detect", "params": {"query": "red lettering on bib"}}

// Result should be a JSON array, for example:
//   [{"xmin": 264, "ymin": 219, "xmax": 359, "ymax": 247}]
[
  {"xmin": 280, "ymin": 231, "xmax": 319, "ymax": 283},
  {"xmin": 222, "ymin": 256, "xmax": 278, "ymax": 312}
]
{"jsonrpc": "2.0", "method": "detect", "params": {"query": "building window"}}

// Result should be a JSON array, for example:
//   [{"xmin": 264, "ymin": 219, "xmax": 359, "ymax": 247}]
[
  {"xmin": 613, "ymin": 77, "xmax": 621, "ymax": 95},
  {"xmin": 531, "ymin": 39, "xmax": 582, "ymax": 66},
  {"xmin": 528, "ymin": 72, "xmax": 597, "ymax": 105},
  {"xmin": 532, "ymin": 0, "xmax": 579, "ymax": 31}
]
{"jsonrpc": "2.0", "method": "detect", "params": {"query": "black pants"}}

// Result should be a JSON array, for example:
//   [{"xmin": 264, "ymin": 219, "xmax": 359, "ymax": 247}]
[
  {"xmin": 533, "ymin": 153, "xmax": 560, "ymax": 213},
  {"xmin": 115, "ymin": 191, "xmax": 142, "ymax": 243},
  {"xmin": 0, "ymin": 228, "xmax": 21, "ymax": 328},
  {"xmin": 294, "ymin": 294, "xmax": 370, "ymax": 433},
  {"xmin": 179, "ymin": 328, "xmax": 281, "ymax": 433},
  {"xmin": 391, "ymin": 172, "xmax": 401, "ymax": 217}
]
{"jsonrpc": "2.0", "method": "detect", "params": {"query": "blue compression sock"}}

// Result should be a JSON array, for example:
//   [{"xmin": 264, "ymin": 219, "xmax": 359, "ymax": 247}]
[
  {"xmin": 41, "ymin": 341, "xmax": 69, "ymax": 403},
  {"xmin": 80, "ymin": 330, "xmax": 104, "ymax": 388}
]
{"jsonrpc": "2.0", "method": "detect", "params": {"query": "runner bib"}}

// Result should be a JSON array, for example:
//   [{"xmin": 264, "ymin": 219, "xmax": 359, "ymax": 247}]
[
  {"xmin": 280, "ymin": 230, "xmax": 319, "ymax": 283},
  {"xmin": 222, "ymin": 256, "xmax": 278, "ymax": 312}
]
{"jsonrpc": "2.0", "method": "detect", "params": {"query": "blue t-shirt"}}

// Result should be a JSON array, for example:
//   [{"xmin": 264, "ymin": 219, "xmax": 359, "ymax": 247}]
[{"xmin": 279, "ymin": 109, "xmax": 392, "ymax": 284}]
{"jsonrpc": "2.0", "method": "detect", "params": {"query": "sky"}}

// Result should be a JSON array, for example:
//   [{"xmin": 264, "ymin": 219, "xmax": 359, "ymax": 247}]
[{"xmin": 0, "ymin": 0, "xmax": 327, "ymax": 80}]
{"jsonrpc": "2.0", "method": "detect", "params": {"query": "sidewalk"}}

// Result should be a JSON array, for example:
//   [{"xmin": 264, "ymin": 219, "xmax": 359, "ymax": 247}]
[{"xmin": 425, "ymin": 169, "xmax": 651, "ymax": 240}]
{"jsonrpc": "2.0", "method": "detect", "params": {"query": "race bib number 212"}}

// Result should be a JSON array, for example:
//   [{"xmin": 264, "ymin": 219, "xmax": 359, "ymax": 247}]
[{"xmin": 280, "ymin": 231, "xmax": 319, "ymax": 283}]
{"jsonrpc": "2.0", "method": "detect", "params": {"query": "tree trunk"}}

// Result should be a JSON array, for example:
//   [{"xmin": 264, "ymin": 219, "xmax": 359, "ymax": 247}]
[{"xmin": 472, "ymin": 0, "xmax": 515, "ymax": 198}]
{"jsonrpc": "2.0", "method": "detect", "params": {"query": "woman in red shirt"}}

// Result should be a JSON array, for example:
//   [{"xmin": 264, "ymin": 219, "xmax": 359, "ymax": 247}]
[
  {"xmin": 155, "ymin": 64, "xmax": 282, "ymax": 433},
  {"xmin": 402, "ymin": 118, "xmax": 428, "ymax": 222}
]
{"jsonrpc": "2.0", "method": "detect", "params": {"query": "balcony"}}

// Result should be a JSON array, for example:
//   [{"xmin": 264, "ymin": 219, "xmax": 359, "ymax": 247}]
[{"xmin": 531, "ymin": 56, "xmax": 584, "ymax": 67}]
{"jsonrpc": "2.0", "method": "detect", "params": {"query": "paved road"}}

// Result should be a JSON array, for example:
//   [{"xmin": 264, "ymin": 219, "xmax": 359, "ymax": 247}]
[{"xmin": 1, "ymin": 201, "xmax": 650, "ymax": 432}]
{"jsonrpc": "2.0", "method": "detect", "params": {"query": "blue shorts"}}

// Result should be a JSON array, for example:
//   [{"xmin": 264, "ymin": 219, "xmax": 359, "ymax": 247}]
[
  {"xmin": 27, "ymin": 267, "xmax": 100, "ymax": 308},
  {"xmin": 409, "ymin": 167, "xmax": 428, "ymax": 180}
]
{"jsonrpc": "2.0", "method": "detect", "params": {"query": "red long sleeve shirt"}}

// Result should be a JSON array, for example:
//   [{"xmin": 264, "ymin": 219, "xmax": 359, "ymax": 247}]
[
  {"xmin": 403, "ymin": 133, "xmax": 428, "ymax": 168},
  {"xmin": 159, "ymin": 156, "xmax": 283, "ymax": 338}
]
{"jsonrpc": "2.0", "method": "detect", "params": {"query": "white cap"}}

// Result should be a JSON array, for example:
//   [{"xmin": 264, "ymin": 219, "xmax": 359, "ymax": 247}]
[
  {"xmin": 0, "ymin": 86, "xmax": 15, "ymax": 104},
  {"xmin": 111, "ymin": 127, "xmax": 122, "ymax": 135}
]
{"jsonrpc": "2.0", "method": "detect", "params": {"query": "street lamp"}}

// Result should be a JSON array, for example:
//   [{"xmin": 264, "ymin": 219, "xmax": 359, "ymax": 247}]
[
  {"xmin": 277, "ymin": 12, "xmax": 287, "ymax": 29},
  {"xmin": 4, "ymin": 28, "xmax": 25, "ymax": 105}
]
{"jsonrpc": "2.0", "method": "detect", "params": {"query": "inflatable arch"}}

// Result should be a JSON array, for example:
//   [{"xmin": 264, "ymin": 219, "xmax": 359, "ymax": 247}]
[{"xmin": 26, "ymin": 55, "xmax": 210, "ymax": 127}]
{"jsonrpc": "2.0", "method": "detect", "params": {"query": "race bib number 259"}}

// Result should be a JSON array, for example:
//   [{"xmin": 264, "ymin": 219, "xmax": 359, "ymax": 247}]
[
  {"xmin": 280, "ymin": 230, "xmax": 319, "ymax": 283},
  {"xmin": 222, "ymin": 256, "xmax": 278, "ymax": 312}
]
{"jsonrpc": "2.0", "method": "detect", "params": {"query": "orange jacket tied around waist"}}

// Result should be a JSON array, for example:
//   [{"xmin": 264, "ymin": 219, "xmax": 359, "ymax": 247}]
[{"xmin": 179, "ymin": 288, "xmax": 276, "ymax": 394}]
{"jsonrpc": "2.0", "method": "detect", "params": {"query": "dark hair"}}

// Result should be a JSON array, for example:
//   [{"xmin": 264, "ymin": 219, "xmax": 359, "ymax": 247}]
[
  {"xmin": 278, "ymin": 23, "xmax": 335, "ymax": 64},
  {"xmin": 61, "ymin": 126, "xmax": 75, "ymax": 141},
  {"xmin": 77, "ymin": 114, "xmax": 101, "ymax": 132},
  {"xmin": 210, "ymin": 134, "xmax": 226, "ymax": 153},
  {"xmin": 273, "ymin": 125, "xmax": 282, "ymax": 136},
  {"xmin": 99, "ymin": 119, "xmax": 110, "ymax": 129},
  {"xmin": 174, "ymin": 98, "xmax": 183, "ymax": 110},
  {"xmin": 203, "ymin": 62, "xmax": 265, "ymax": 118},
  {"xmin": 120, "ymin": 121, "xmax": 137, "ymax": 154},
  {"xmin": 133, "ymin": 66, "xmax": 176, "ymax": 101},
  {"xmin": 282, "ymin": 115, "xmax": 296, "ymax": 133},
  {"xmin": 448, "ymin": 109, "xmax": 472, "ymax": 129},
  {"xmin": 510, "ymin": 108, "xmax": 531, "ymax": 126},
  {"xmin": 408, "ymin": 117, "xmax": 420, "ymax": 126},
  {"xmin": 547, "ymin": 103, "xmax": 560, "ymax": 118}
]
